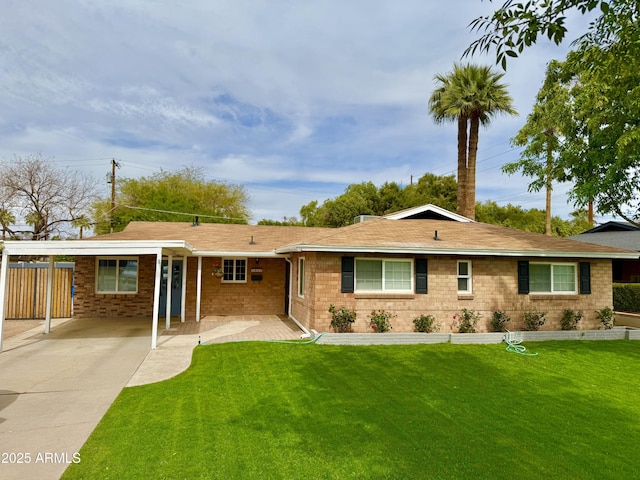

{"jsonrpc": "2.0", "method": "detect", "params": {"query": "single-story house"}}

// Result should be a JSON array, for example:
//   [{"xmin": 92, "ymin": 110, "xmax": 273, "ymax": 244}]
[
  {"xmin": 570, "ymin": 221, "xmax": 640, "ymax": 283},
  {"xmin": 1, "ymin": 205, "xmax": 638, "ymax": 350}
]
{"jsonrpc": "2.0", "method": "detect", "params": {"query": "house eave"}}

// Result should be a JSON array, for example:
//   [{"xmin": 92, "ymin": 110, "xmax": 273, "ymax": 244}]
[
  {"xmin": 1, "ymin": 240, "xmax": 195, "ymax": 257},
  {"xmin": 275, "ymin": 244, "xmax": 639, "ymax": 259},
  {"xmin": 193, "ymin": 250, "xmax": 286, "ymax": 258}
]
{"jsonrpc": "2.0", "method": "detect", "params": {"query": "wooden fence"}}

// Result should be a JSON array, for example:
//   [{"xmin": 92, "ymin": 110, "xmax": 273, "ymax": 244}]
[{"xmin": 4, "ymin": 263, "xmax": 74, "ymax": 319}]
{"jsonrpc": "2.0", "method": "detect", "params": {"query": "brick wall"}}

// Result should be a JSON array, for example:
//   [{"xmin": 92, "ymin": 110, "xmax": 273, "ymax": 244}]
[
  {"xmin": 74, "ymin": 255, "xmax": 289, "ymax": 319},
  {"xmin": 73, "ymin": 255, "xmax": 157, "ymax": 318},
  {"xmin": 292, "ymin": 253, "xmax": 613, "ymax": 333},
  {"xmin": 186, "ymin": 257, "xmax": 288, "ymax": 319}
]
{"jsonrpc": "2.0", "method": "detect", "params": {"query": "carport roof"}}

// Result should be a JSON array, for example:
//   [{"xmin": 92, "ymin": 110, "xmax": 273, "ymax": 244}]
[{"xmin": 1, "ymin": 239, "xmax": 194, "ymax": 257}]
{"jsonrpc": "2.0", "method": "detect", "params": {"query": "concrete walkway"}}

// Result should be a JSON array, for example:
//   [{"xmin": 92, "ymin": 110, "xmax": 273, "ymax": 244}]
[{"xmin": 0, "ymin": 315, "xmax": 303, "ymax": 480}]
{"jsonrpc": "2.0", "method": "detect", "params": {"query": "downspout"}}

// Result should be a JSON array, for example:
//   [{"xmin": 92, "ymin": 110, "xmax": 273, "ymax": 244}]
[{"xmin": 285, "ymin": 257, "xmax": 311, "ymax": 338}]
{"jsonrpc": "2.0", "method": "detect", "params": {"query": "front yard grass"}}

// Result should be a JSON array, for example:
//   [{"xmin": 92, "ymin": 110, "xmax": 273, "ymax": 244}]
[{"xmin": 63, "ymin": 341, "xmax": 640, "ymax": 479}]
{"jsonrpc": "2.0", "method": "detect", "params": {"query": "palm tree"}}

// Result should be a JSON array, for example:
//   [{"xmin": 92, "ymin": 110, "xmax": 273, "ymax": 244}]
[{"xmin": 429, "ymin": 63, "xmax": 517, "ymax": 220}]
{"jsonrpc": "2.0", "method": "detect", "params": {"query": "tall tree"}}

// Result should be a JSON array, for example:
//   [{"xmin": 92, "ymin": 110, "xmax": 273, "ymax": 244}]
[
  {"xmin": 468, "ymin": 1, "xmax": 639, "ymax": 224},
  {"xmin": 0, "ymin": 154, "xmax": 99, "ymax": 240},
  {"xmin": 502, "ymin": 60, "xmax": 573, "ymax": 235},
  {"xmin": 92, "ymin": 166, "xmax": 250, "ymax": 233},
  {"xmin": 429, "ymin": 63, "xmax": 517, "ymax": 220}
]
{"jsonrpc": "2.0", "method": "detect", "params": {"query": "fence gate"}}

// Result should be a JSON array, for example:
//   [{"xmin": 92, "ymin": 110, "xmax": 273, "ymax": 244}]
[{"xmin": 4, "ymin": 263, "xmax": 74, "ymax": 320}]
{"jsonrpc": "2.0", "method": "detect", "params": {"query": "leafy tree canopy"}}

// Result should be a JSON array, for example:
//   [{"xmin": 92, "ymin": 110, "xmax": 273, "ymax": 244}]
[
  {"xmin": 299, "ymin": 173, "xmax": 457, "ymax": 227},
  {"xmin": 466, "ymin": 1, "xmax": 637, "ymax": 69},
  {"xmin": 92, "ymin": 166, "xmax": 249, "ymax": 234},
  {"xmin": 476, "ymin": 200, "xmax": 591, "ymax": 236},
  {"xmin": 296, "ymin": 172, "xmax": 587, "ymax": 235}
]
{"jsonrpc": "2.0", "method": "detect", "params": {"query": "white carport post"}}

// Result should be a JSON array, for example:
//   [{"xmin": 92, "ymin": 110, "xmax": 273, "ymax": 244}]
[
  {"xmin": 151, "ymin": 249, "xmax": 163, "ymax": 350},
  {"xmin": 195, "ymin": 256, "xmax": 202, "ymax": 323},
  {"xmin": 180, "ymin": 256, "xmax": 187, "ymax": 323},
  {"xmin": 44, "ymin": 256, "xmax": 54, "ymax": 334},
  {"xmin": 0, "ymin": 248, "xmax": 9, "ymax": 352},
  {"xmin": 165, "ymin": 254, "xmax": 173, "ymax": 330}
]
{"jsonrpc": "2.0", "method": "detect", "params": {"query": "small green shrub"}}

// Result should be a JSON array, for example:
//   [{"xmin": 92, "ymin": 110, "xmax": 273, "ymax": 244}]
[
  {"xmin": 523, "ymin": 309, "xmax": 547, "ymax": 331},
  {"xmin": 328, "ymin": 304, "xmax": 356, "ymax": 333},
  {"xmin": 489, "ymin": 310, "xmax": 510, "ymax": 332},
  {"xmin": 596, "ymin": 306, "xmax": 615, "ymax": 330},
  {"xmin": 454, "ymin": 308, "xmax": 481, "ymax": 333},
  {"xmin": 369, "ymin": 309, "xmax": 394, "ymax": 333},
  {"xmin": 561, "ymin": 308, "xmax": 583, "ymax": 330},
  {"xmin": 613, "ymin": 283, "xmax": 640, "ymax": 313},
  {"xmin": 413, "ymin": 314, "xmax": 440, "ymax": 333}
]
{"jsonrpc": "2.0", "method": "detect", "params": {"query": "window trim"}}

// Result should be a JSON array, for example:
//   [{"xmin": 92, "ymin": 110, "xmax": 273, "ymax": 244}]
[
  {"xmin": 95, "ymin": 256, "xmax": 139, "ymax": 294},
  {"xmin": 354, "ymin": 257, "xmax": 414, "ymax": 293},
  {"xmin": 298, "ymin": 257, "xmax": 305, "ymax": 298},
  {"xmin": 529, "ymin": 261, "xmax": 578, "ymax": 294},
  {"xmin": 457, "ymin": 260, "xmax": 472, "ymax": 294},
  {"xmin": 221, "ymin": 257, "xmax": 247, "ymax": 283}
]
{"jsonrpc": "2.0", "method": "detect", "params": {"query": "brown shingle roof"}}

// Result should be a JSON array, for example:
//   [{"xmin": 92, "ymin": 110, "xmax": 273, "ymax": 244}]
[
  {"xmin": 87, "ymin": 222, "xmax": 335, "ymax": 254},
  {"xmin": 277, "ymin": 218, "xmax": 639, "ymax": 257},
  {"xmin": 87, "ymin": 218, "xmax": 638, "ymax": 258}
]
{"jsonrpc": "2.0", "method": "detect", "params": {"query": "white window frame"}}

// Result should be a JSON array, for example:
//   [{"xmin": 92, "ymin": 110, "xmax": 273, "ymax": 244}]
[
  {"xmin": 222, "ymin": 257, "xmax": 247, "ymax": 283},
  {"xmin": 354, "ymin": 258, "xmax": 413, "ymax": 293},
  {"xmin": 457, "ymin": 260, "xmax": 472, "ymax": 294},
  {"xmin": 298, "ymin": 257, "xmax": 305, "ymax": 298},
  {"xmin": 530, "ymin": 262, "xmax": 578, "ymax": 294},
  {"xmin": 96, "ymin": 257, "xmax": 139, "ymax": 294}
]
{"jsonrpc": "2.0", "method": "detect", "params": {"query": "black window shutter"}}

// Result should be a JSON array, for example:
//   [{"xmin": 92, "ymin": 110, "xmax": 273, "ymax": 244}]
[
  {"xmin": 341, "ymin": 257, "xmax": 355, "ymax": 293},
  {"xmin": 518, "ymin": 261, "xmax": 529, "ymax": 294},
  {"xmin": 579, "ymin": 262, "xmax": 591, "ymax": 294},
  {"xmin": 415, "ymin": 258, "xmax": 428, "ymax": 294}
]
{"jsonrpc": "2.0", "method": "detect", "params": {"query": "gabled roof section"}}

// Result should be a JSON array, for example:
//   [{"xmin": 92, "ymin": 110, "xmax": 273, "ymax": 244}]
[
  {"xmin": 277, "ymin": 218, "xmax": 639, "ymax": 259},
  {"xmin": 383, "ymin": 204, "xmax": 473, "ymax": 222},
  {"xmin": 581, "ymin": 221, "xmax": 640, "ymax": 233}
]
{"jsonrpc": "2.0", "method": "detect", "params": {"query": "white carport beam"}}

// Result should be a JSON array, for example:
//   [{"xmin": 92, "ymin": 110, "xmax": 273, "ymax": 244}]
[
  {"xmin": 196, "ymin": 256, "xmax": 202, "ymax": 323},
  {"xmin": 44, "ymin": 256, "xmax": 54, "ymax": 334},
  {"xmin": 151, "ymin": 249, "xmax": 162, "ymax": 349},
  {"xmin": 166, "ymin": 254, "xmax": 173, "ymax": 330},
  {"xmin": 180, "ymin": 256, "xmax": 187, "ymax": 323},
  {"xmin": 0, "ymin": 249, "xmax": 9, "ymax": 352}
]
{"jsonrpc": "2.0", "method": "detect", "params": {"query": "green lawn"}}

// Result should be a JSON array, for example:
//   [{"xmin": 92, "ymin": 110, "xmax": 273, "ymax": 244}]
[{"xmin": 62, "ymin": 341, "xmax": 640, "ymax": 479}]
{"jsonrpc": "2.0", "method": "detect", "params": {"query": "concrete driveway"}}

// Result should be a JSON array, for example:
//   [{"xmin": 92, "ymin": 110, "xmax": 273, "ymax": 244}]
[
  {"xmin": 0, "ymin": 314, "xmax": 303, "ymax": 479},
  {"xmin": 0, "ymin": 318, "xmax": 151, "ymax": 480}
]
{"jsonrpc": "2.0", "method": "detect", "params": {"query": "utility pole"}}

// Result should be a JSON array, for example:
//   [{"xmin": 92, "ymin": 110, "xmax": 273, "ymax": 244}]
[{"xmin": 109, "ymin": 159, "xmax": 121, "ymax": 233}]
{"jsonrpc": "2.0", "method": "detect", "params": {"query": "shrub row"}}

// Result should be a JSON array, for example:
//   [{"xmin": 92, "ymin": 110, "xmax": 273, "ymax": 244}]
[
  {"xmin": 613, "ymin": 283, "xmax": 640, "ymax": 313},
  {"xmin": 329, "ymin": 305, "xmax": 617, "ymax": 333}
]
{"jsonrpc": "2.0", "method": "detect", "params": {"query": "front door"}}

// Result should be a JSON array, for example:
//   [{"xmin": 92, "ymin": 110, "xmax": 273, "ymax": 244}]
[{"xmin": 159, "ymin": 260, "xmax": 183, "ymax": 317}]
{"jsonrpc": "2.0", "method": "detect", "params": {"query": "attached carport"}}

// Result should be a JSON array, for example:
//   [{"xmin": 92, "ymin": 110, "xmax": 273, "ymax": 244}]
[{"xmin": 0, "ymin": 240, "xmax": 195, "ymax": 352}]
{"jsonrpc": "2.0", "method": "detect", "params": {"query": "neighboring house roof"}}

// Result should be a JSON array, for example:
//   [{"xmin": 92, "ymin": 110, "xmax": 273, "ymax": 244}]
[
  {"xmin": 581, "ymin": 221, "xmax": 640, "ymax": 234},
  {"xmin": 383, "ymin": 203, "xmax": 473, "ymax": 222},
  {"xmin": 570, "ymin": 231, "xmax": 640, "ymax": 252}
]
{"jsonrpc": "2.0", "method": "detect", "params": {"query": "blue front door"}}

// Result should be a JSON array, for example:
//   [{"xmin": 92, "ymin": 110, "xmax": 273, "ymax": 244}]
[{"xmin": 159, "ymin": 260, "xmax": 182, "ymax": 317}]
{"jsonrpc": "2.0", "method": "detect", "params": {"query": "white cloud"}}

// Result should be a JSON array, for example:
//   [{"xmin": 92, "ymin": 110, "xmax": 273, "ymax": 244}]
[{"xmin": 0, "ymin": 0, "xmax": 600, "ymax": 222}]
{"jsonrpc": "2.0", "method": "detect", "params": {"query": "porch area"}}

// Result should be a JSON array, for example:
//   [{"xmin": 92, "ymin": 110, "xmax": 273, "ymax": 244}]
[{"xmin": 162, "ymin": 314, "xmax": 304, "ymax": 343}]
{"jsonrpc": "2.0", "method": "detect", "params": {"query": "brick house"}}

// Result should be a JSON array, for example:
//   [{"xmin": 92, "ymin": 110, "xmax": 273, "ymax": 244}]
[{"xmin": 1, "ymin": 205, "xmax": 637, "ymax": 349}]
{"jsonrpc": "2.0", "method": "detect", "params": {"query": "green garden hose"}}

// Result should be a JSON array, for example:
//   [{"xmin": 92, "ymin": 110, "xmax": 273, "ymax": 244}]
[{"xmin": 503, "ymin": 330, "xmax": 538, "ymax": 356}]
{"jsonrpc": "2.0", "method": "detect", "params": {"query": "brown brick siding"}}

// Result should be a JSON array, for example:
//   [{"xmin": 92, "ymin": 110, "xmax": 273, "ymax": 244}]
[
  {"xmin": 291, "ymin": 253, "xmax": 613, "ymax": 333},
  {"xmin": 74, "ymin": 255, "xmax": 288, "ymax": 319},
  {"xmin": 185, "ymin": 257, "xmax": 287, "ymax": 319},
  {"xmin": 74, "ymin": 252, "xmax": 613, "ymax": 332},
  {"xmin": 73, "ymin": 255, "xmax": 157, "ymax": 318}
]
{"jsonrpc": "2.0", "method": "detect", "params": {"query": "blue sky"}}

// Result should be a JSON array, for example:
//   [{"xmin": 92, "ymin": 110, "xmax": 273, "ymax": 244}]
[{"xmin": 0, "ymin": 0, "xmax": 597, "ymax": 224}]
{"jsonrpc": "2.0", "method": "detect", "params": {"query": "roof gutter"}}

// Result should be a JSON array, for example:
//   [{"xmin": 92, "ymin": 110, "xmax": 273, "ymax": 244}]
[{"xmin": 275, "ymin": 244, "xmax": 640, "ymax": 260}]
